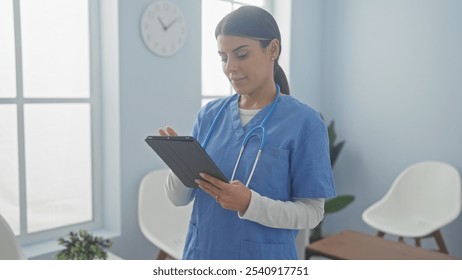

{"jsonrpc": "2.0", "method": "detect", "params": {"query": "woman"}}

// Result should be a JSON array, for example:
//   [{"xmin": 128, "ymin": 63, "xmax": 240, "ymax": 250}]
[{"xmin": 159, "ymin": 6, "xmax": 335, "ymax": 260}]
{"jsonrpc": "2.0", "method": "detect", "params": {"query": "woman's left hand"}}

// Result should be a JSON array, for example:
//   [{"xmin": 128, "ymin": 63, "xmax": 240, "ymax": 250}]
[{"xmin": 195, "ymin": 173, "xmax": 251, "ymax": 215}]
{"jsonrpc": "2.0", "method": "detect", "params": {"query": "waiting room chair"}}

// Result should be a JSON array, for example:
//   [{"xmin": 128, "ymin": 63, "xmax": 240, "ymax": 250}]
[
  {"xmin": 362, "ymin": 161, "xmax": 461, "ymax": 254},
  {"xmin": 138, "ymin": 169, "xmax": 193, "ymax": 259},
  {"xmin": 0, "ymin": 214, "xmax": 26, "ymax": 260}
]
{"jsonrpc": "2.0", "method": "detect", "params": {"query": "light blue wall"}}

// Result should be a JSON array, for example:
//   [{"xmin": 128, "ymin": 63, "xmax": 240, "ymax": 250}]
[
  {"xmin": 113, "ymin": 0, "xmax": 462, "ymax": 259},
  {"xmin": 113, "ymin": 0, "xmax": 201, "ymax": 259},
  {"xmin": 289, "ymin": 0, "xmax": 324, "ymax": 109},
  {"xmin": 291, "ymin": 0, "xmax": 462, "ymax": 257}
]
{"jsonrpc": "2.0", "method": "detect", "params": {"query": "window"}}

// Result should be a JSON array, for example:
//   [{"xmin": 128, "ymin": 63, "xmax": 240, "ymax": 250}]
[
  {"xmin": 0, "ymin": 0, "xmax": 103, "ymax": 246},
  {"xmin": 201, "ymin": 0, "xmax": 268, "ymax": 107}
]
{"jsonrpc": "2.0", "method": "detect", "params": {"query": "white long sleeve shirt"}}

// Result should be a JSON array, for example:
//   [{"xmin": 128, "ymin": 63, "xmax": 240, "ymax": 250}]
[{"xmin": 165, "ymin": 170, "xmax": 325, "ymax": 230}]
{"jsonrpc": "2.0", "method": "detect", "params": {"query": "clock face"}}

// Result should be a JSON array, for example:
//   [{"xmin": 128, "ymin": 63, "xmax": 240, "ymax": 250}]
[{"xmin": 141, "ymin": 1, "xmax": 187, "ymax": 56}]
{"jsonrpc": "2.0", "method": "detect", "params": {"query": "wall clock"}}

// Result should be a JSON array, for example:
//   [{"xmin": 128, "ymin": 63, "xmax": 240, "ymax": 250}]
[{"xmin": 140, "ymin": 1, "xmax": 187, "ymax": 56}]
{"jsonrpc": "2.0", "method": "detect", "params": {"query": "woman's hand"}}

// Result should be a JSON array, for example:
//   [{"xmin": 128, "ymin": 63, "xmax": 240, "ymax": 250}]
[
  {"xmin": 159, "ymin": 126, "xmax": 177, "ymax": 136},
  {"xmin": 195, "ymin": 173, "xmax": 252, "ymax": 215},
  {"xmin": 158, "ymin": 126, "xmax": 251, "ymax": 214}
]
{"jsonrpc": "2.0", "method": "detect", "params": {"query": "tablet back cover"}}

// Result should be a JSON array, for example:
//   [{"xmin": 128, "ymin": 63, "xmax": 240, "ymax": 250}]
[{"xmin": 145, "ymin": 136, "xmax": 228, "ymax": 187}]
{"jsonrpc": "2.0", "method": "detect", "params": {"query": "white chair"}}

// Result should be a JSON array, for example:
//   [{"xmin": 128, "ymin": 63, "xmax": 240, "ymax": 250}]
[
  {"xmin": 0, "ymin": 214, "xmax": 26, "ymax": 260},
  {"xmin": 138, "ymin": 169, "xmax": 193, "ymax": 259},
  {"xmin": 362, "ymin": 161, "xmax": 461, "ymax": 254}
]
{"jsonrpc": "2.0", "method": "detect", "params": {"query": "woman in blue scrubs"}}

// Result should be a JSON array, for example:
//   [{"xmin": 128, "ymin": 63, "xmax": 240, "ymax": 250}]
[{"xmin": 160, "ymin": 6, "xmax": 336, "ymax": 260}]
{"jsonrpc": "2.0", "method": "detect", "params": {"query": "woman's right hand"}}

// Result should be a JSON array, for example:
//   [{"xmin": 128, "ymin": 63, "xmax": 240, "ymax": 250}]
[{"xmin": 158, "ymin": 126, "xmax": 178, "ymax": 136}]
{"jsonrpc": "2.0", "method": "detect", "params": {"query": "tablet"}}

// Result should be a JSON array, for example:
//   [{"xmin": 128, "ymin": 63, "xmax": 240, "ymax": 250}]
[{"xmin": 145, "ymin": 136, "xmax": 228, "ymax": 187}]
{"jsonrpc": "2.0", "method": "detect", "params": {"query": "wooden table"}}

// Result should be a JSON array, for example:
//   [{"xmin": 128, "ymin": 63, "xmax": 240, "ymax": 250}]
[{"xmin": 306, "ymin": 230, "xmax": 459, "ymax": 260}]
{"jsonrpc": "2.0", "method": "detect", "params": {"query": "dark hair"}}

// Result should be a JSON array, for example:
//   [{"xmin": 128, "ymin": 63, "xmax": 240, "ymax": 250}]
[{"xmin": 215, "ymin": 6, "xmax": 290, "ymax": 95}]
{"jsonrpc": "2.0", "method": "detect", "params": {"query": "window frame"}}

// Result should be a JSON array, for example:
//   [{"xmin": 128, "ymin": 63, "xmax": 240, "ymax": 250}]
[{"xmin": 0, "ymin": 0, "xmax": 120, "ymax": 257}]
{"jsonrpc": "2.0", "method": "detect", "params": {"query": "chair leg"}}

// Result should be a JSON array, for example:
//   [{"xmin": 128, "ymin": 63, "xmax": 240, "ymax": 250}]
[
  {"xmin": 432, "ymin": 230, "xmax": 449, "ymax": 254},
  {"xmin": 375, "ymin": 230, "xmax": 448, "ymax": 254},
  {"xmin": 156, "ymin": 250, "xmax": 169, "ymax": 260}
]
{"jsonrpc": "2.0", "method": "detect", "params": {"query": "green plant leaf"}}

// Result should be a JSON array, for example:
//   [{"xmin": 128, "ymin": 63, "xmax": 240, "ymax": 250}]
[
  {"xmin": 325, "ymin": 195, "xmax": 354, "ymax": 214},
  {"xmin": 56, "ymin": 230, "xmax": 113, "ymax": 260},
  {"xmin": 330, "ymin": 140, "xmax": 345, "ymax": 167},
  {"xmin": 328, "ymin": 120, "xmax": 337, "ymax": 145}
]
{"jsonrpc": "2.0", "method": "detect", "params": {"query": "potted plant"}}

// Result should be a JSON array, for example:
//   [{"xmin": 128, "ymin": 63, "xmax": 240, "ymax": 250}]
[
  {"xmin": 56, "ymin": 230, "xmax": 113, "ymax": 260},
  {"xmin": 309, "ymin": 118, "xmax": 354, "ymax": 243}
]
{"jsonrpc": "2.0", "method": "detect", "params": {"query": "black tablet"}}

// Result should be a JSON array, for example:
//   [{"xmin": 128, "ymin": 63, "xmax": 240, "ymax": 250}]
[{"xmin": 145, "ymin": 136, "xmax": 228, "ymax": 187}]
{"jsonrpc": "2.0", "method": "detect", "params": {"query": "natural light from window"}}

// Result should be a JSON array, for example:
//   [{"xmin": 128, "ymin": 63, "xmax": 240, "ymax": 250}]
[
  {"xmin": 21, "ymin": 0, "xmax": 90, "ymax": 98},
  {"xmin": 201, "ymin": 0, "xmax": 266, "ymax": 107},
  {"xmin": 0, "ymin": 0, "xmax": 94, "ymax": 236},
  {"xmin": 0, "ymin": 0, "xmax": 16, "ymax": 98}
]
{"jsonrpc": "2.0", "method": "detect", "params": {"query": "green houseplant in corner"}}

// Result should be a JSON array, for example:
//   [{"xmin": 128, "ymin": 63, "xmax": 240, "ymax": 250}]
[
  {"xmin": 310, "ymin": 118, "xmax": 354, "ymax": 243},
  {"xmin": 56, "ymin": 230, "xmax": 113, "ymax": 260}
]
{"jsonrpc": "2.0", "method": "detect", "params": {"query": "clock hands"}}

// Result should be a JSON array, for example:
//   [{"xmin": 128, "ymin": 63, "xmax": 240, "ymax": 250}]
[
  {"xmin": 157, "ymin": 17, "xmax": 167, "ymax": 30},
  {"xmin": 165, "ymin": 17, "xmax": 179, "ymax": 30},
  {"xmin": 157, "ymin": 16, "xmax": 179, "ymax": 31}
]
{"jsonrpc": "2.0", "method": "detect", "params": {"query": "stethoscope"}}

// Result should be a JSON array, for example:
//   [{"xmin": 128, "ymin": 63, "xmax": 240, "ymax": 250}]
[{"xmin": 202, "ymin": 84, "xmax": 281, "ymax": 186}]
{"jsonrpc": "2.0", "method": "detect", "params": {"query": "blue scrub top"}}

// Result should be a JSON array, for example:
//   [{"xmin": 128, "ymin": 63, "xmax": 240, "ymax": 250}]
[{"xmin": 182, "ymin": 94, "xmax": 336, "ymax": 260}]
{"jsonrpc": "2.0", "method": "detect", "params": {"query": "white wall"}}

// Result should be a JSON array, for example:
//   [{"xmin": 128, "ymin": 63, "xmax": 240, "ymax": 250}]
[{"xmin": 291, "ymin": 0, "xmax": 462, "ymax": 257}]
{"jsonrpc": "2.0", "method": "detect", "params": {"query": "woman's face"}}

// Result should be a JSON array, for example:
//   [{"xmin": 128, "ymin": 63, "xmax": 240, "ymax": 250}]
[{"xmin": 217, "ymin": 35, "xmax": 276, "ymax": 97}]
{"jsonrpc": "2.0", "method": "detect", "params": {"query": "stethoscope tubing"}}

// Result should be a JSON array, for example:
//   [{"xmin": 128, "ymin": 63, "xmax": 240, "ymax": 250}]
[{"xmin": 203, "ymin": 84, "xmax": 281, "ymax": 186}]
